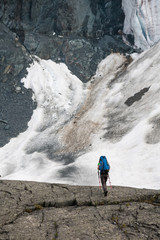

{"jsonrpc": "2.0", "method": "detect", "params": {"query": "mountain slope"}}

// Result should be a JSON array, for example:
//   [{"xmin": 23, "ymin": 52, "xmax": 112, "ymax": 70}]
[
  {"xmin": 0, "ymin": 0, "xmax": 133, "ymax": 147},
  {"xmin": 1, "ymin": 41, "xmax": 160, "ymax": 189}
]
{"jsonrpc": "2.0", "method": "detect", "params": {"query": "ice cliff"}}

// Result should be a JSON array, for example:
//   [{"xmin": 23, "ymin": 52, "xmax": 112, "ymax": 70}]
[{"xmin": 122, "ymin": 0, "xmax": 160, "ymax": 50}]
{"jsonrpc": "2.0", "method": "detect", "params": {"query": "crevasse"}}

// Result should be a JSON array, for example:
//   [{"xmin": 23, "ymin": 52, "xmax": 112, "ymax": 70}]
[{"xmin": 122, "ymin": 0, "xmax": 160, "ymax": 50}]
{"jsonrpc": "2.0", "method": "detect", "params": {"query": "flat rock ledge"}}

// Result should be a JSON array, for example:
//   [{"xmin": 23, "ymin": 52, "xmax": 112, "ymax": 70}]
[{"xmin": 0, "ymin": 180, "xmax": 160, "ymax": 240}]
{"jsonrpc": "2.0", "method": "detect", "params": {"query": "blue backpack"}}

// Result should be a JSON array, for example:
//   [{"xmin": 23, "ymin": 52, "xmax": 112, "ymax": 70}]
[{"xmin": 99, "ymin": 156, "xmax": 110, "ymax": 171}]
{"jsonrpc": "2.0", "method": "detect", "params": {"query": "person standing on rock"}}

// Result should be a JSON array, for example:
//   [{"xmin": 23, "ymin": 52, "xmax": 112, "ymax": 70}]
[{"xmin": 98, "ymin": 156, "xmax": 110, "ymax": 196}]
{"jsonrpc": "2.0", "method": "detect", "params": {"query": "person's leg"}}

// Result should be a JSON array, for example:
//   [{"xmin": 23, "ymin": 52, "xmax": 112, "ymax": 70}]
[
  {"xmin": 101, "ymin": 175, "xmax": 108, "ymax": 196},
  {"xmin": 101, "ymin": 175, "xmax": 106, "ymax": 193},
  {"xmin": 104, "ymin": 175, "xmax": 108, "ymax": 196}
]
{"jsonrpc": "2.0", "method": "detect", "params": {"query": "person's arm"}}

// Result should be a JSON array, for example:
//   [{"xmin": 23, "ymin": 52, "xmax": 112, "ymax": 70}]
[
  {"xmin": 97, "ymin": 162, "xmax": 100, "ymax": 170},
  {"xmin": 108, "ymin": 161, "xmax": 110, "ymax": 171}
]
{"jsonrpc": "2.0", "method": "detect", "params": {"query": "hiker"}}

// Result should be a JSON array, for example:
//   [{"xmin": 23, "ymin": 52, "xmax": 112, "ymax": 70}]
[{"xmin": 98, "ymin": 156, "xmax": 110, "ymax": 196}]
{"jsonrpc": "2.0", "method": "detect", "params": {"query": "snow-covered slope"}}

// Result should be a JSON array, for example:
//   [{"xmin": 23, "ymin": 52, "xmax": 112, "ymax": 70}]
[
  {"xmin": 1, "ymin": 41, "xmax": 160, "ymax": 189},
  {"xmin": 122, "ymin": 0, "xmax": 160, "ymax": 50}
]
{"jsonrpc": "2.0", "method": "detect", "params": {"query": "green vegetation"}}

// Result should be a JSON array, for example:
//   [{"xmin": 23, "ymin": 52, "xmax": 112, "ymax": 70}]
[
  {"xmin": 24, "ymin": 204, "xmax": 43, "ymax": 213},
  {"xmin": 52, "ymin": 221, "xmax": 58, "ymax": 240}
]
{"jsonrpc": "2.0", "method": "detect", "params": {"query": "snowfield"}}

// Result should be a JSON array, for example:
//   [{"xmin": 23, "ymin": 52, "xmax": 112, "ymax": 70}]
[{"xmin": 0, "ymin": 40, "xmax": 160, "ymax": 190}]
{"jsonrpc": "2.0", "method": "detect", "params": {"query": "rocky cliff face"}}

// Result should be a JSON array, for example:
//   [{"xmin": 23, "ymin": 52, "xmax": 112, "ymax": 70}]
[
  {"xmin": 0, "ymin": 23, "xmax": 35, "ymax": 147},
  {"xmin": 0, "ymin": 180, "xmax": 160, "ymax": 240},
  {"xmin": 0, "ymin": 0, "xmax": 132, "ymax": 82}
]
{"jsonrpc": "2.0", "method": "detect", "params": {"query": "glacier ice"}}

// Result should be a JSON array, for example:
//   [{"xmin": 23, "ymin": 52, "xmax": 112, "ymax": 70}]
[{"xmin": 122, "ymin": 0, "xmax": 160, "ymax": 50}]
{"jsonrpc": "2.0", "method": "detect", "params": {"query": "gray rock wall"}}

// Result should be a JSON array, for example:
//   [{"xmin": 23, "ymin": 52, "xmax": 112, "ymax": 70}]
[
  {"xmin": 0, "ymin": 0, "xmax": 124, "ymax": 38},
  {"xmin": 0, "ymin": 0, "xmax": 132, "ymax": 81},
  {"xmin": 0, "ymin": 180, "xmax": 160, "ymax": 239},
  {"xmin": 0, "ymin": 23, "xmax": 35, "ymax": 147}
]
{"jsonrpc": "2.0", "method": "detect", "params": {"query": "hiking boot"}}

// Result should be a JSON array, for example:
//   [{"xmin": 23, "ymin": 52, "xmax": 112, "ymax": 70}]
[{"xmin": 104, "ymin": 191, "xmax": 108, "ymax": 196}]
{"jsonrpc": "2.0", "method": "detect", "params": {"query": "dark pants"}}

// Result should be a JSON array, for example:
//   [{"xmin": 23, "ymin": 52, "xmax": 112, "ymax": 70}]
[{"xmin": 100, "ymin": 174, "xmax": 108, "ymax": 193}]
